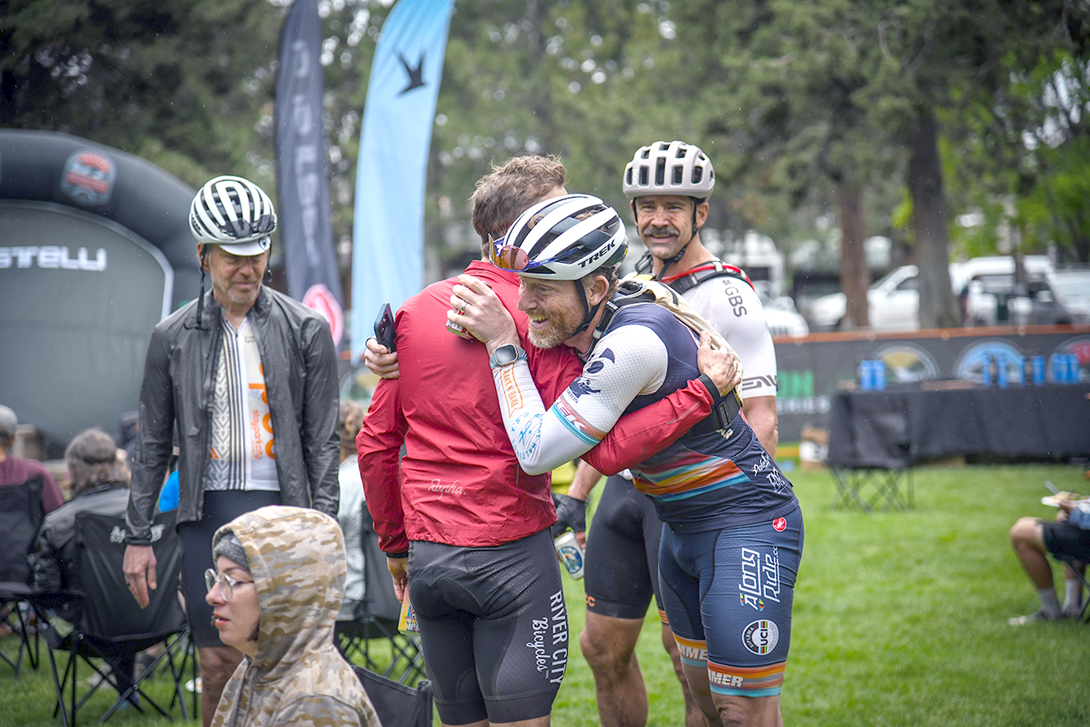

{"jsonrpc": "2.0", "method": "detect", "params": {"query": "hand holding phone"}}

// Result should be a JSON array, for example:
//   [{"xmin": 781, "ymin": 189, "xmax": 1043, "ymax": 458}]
[{"xmin": 374, "ymin": 303, "xmax": 396, "ymax": 352}]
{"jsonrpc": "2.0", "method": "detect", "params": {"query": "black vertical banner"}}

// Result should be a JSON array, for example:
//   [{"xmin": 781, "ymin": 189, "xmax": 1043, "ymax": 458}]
[{"xmin": 276, "ymin": 0, "xmax": 345, "ymax": 347}]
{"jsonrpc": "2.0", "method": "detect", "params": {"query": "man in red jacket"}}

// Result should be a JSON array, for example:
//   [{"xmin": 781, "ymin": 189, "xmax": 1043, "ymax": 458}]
[{"xmin": 357, "ymin": 154, "xmax": 737, "ymax": 727}]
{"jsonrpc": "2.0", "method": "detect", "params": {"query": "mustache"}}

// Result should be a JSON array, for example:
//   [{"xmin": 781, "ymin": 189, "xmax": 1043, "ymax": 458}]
[{"xmin": 643, "ymin": 225, "xmax": 679, "ymax": 237}]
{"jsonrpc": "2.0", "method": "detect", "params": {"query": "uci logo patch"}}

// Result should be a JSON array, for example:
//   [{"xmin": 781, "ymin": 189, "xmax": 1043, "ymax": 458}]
[{"xmin": 742, "ymin": 619, "xmax": 779, "ymax": 656}]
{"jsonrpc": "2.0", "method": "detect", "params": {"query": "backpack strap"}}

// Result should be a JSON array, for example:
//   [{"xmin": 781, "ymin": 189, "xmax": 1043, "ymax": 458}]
[{"xmin": 663, "ymin": 260, "xmax": 755, "ymax": 295}]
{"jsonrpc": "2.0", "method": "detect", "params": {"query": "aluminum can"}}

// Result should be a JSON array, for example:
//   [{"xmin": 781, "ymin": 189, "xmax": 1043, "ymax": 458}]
[
  {"xmin": 446, "ymin": 317, "xmax": 474, "ymax": 339},
  {"xmin": 554, "ymin": 531, "xmax": 585, "ymax": 580},
  {"xmin": 1031, "ymin": 355, "xmax": 1046, "ymax": 386},
  {"xmin": 873, "ymin": 360, "xmax": 886, "ymax": 391}
]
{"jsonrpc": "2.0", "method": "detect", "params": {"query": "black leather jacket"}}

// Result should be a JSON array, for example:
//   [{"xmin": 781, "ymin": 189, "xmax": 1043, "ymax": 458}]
[{"xmin": 126, "ymin": 286, "xmax": 340, "ymax": 544}]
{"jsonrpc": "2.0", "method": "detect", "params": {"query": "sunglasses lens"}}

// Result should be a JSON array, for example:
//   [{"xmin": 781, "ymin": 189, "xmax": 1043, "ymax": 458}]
[{"xmin": 498, "ymin": 246, "xmax": 530, "ymax": 271}]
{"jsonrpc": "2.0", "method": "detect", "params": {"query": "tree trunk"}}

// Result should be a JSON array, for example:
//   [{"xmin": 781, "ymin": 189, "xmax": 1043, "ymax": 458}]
[
  {"xmin": 838, "ymin": 181, "xmax": 869, "ymax": 329},
  {"xmin": 907, "ymin": 106, "xmax": 959, "ymax": 329}
]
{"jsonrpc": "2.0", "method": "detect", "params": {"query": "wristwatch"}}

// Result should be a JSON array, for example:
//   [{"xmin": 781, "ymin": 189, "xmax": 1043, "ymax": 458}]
[{"xmin": 489, "ymin": 344, "xmax": 527, "ymax": 369}]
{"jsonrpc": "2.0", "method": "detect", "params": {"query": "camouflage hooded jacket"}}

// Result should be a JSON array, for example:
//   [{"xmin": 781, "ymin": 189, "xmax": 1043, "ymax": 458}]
[{"xmin": 209, "ymin": 506, "xmax": 380, "ymax": 727}]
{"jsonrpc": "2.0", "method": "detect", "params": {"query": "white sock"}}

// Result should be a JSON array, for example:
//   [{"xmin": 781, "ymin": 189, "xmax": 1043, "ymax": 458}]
[
  {"xmin": 1037, "ymin": 587, "xmax": 1062, "ymax": 619},
  {"xmin": 1063, "ymin": 578, "xmax": 1083, "ymax": 614}
]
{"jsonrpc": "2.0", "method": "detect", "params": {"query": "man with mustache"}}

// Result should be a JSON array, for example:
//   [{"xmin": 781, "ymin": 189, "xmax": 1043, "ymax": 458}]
[{"xmin": 566, "ymin": 141, "xmax": 782, "ymax": 727}]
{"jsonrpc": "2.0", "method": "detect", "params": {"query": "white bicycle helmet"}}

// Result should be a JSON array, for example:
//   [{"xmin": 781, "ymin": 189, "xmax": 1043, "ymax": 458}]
[
  {"xmin": 491, "ymin": 194, "xmax": 628, "ymax": 281},
  {"xmin": 190, "ymin": 175, "xmax": 277, "ymax": 256},
  {"xmin": 622, "ymin": 140, "xmax": 715, "ymax": 200}
]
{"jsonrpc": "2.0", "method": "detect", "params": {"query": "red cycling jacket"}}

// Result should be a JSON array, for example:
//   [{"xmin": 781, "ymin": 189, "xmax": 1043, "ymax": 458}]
[{"xmin": 357, "ymin": 261, "xmax": 720, "ymax": 553}]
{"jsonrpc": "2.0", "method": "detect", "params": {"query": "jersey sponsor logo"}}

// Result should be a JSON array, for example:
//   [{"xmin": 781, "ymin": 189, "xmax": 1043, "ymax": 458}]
[
  {"xmin": 709, "ymin": 671, "xmax": 746, "ymax": 689},
  {"xmin": 742, "ymin": 619, "xmax": 779, "ymax": 655},
  {"xmin": 568, "ymin": 376, "xmax": 601, "ymax": 400},
  {"xmin": 720, "ymin": 280, "xmax": 749, "ymax": 318},
  {"xmin": 673, "ymin": 634, "xmax": 708, "ymax": 662},
  {"xmin": 528, "ymin": 590, "xmax": 568, "ymax": 685},
  {"xmin": 497, "ymin": 363, "xmax": 525, "ymax": 411},
  {"xmin": 772, "ymin": 517, "xmax": 787, "ymax": 532},
  {"xmin": 742, "ymin": 374, "xmax": 777, "ymax": 391},
  {"xmin": 739, "ymin": 546, "xmax": 781, "ymax": 611},
  {"xmin": 751, "ymin": 452, "xmax": 789, "ymax": 494},
  {"xmin": 427, "ymin": 479, "xmax": 464, "ymax": 497}
]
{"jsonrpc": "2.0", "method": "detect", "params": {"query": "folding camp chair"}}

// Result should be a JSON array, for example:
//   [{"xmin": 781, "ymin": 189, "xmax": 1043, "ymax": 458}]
[
  {"xmin": 335, "ymin": 508, "xmax": 426, "ymax": 686},
  {"xmin": 1053, "ymin": 554, "xmax": 1090, "ymax": 623},
  {"xmin": 0, "ymin": 475, "xmax": 46, "ymax": 676},
  {"xmin": 44, "ymin": 510, "xmax": 195, "ymax": 726},
  {"xmin": 354, "ymin": 665, "xmax": 433, "ymax": 727}
]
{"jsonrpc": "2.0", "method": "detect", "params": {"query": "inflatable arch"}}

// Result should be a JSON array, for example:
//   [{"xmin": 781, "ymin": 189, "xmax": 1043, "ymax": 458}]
[{"xmin": 0, "ymin": 130, "xmax": 199, "ymax": 457}]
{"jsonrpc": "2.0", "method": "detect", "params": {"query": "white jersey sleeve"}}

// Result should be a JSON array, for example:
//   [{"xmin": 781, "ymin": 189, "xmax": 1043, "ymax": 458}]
[
  {"xmin": 490, "ymin": 325, "xmax": 669, "ymax": 476},
  {"xmin": 681, "ymin": 277, "xmax": 778, "ymax": 398}
]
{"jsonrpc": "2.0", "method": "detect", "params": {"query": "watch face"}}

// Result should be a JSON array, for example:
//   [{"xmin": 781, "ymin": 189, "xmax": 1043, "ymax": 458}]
[{"xmin": 492, "ymin": 344, "xmax": 523, "ymax": 366}]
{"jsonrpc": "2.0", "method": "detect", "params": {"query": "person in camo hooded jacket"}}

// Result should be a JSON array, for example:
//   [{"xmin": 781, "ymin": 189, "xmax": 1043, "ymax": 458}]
[{"xmin": 205, "ymin": 506, "xmax": 380, "ymax": 727}]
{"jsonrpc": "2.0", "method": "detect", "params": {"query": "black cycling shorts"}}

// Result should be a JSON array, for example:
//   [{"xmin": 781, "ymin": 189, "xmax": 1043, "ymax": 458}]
[
  {"xmin": 1043, "ymin": 519, "xmax": 1090, "ymax": 563},
  {"xmin": 178, "ymin": 489, "xmax": 281, "ymax": 648},
  {"xmin": 408, "ymin": 529, "xmax": 567, "ymax": 725},
  {"xmin": 584, "ymin": 474, "xmax": 667, "ymax": 621}
]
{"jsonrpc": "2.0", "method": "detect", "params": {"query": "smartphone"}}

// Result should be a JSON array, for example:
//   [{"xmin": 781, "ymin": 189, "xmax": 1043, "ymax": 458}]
[{"xmin": 374, "ymin": 303, "xmax": 396, "ymax": 352}]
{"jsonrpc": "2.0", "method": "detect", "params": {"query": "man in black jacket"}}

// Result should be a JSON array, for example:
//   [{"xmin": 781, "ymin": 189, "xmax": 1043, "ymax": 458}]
[{"xmin": 122, "ymin": 175, "xmax": 340, "ymax": 726}]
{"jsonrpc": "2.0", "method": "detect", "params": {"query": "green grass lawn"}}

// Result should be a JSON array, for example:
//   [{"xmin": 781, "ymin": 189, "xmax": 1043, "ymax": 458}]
[{"xmin": 3, "ymin": 463, "xmax": 1088, "ymax": 726}]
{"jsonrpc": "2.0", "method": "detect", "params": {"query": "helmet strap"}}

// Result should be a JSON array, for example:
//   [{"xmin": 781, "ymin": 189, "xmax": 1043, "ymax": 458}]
[
  {"xmin": 572, "ymin": 277, "xmax": 611, "ymax": 336},
  {"xmin": 194, "ymin": 245, "xmax": 210, "ymax": 330}
]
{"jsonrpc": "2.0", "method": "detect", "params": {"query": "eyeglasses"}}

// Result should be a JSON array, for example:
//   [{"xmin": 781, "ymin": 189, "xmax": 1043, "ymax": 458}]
[
  {"xmin": 489, "ymin": 235, "xmax": 546, "ymax": 272},
  {"xmin": 205, "ymin": 569, "xmax": 254, "ymax": 602}
]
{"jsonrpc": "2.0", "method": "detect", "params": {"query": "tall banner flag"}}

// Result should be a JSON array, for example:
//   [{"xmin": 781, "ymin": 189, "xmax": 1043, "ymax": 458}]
[
  {"xmin": 276, "ymin": 0, "xmax": 345, "ymax": 347},
  {"xmin": 350, "ymin": 0, "xmax": 456, "ymax": 360}
]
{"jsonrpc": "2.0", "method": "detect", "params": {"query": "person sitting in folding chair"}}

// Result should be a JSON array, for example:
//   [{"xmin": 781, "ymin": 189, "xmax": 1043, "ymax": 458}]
[
  {"xmin": 205, "ymin": 505, "xmax": 380, "ymax": 727},
  {"xmin": 30, "ymin": 428, "xmax": 137, "ymax": 703},
  {"xmin": 1009, "ymin": 494, "xmax": 1090, "ymax": 624}
]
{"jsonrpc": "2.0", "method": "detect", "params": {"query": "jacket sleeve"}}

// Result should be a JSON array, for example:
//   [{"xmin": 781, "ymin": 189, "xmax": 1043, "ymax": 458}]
[
  {"xmin": 357, "ymin": 379, "xmax": 410, "ymax": 555},
  {"xmin": 126, "ymin": 326, "xmax": 176, "ymax": 545},
  {"xmin": 581, "ymin": 376, "xmax": 718, "ymax": 476},
  {"xmin": 302, "ymin": 317, "xmax": 342, "ymax": 519}
]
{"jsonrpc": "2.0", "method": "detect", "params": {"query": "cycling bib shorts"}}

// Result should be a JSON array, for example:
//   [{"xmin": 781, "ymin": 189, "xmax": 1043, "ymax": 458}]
[
  {"xmin": 584, "ymin": 473, "xmax": 667, "ymax": 621},
  {"xmin": 408, "ymin": 529, "xmax": 567, "ymax": 724},
  {"xmin": 659, "ymin": 508, "xmax": 803, "ymax": 698}
]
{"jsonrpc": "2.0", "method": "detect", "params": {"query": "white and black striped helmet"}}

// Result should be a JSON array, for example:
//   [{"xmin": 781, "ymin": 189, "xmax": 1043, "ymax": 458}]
[
  {"xmin": 189, "ymin": 175, "xmax": 277, "ymax": 255},
  {"xmin": 622, "ymin": 140, "xmax": 715, "ymax": 200},
  {"xmin": 490, "ymin": 194, "xmax": 628, "ymax": 280}
]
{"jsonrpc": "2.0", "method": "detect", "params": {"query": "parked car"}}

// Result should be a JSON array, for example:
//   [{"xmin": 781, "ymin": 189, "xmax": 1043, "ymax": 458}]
[
  {"xmin": 759, "ymin": 290, "xmax": 810, "ymax": 337},
  {"xmin": 808, "ymin": 256, "xmax": 1060, "ymax": 331},
  {"xmin": 807, "ymin": 264, "xmax": 932, "ymax": 331},
  {"xmin": 961, "ymin": 255, "xmax": 1058, "ymax": 326},
  {"xmin": 1033, "ymin": 266, "xmax": 1090, "ymax": 325}
]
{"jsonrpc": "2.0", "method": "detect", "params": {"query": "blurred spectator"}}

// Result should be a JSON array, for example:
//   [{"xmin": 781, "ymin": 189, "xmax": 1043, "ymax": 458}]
[
  {"xmin": 30, "ymin": 428, "xmax": 137, "ymax": 704},
  {"xmin": 336, "ymin": 400, "xmax": 366, "ymax": 620},
  {"xmin": 1009, "ymin": 497, "xmax": 1089, "ymax": 624},
  {"xmin": 116, "ymin": 410, "xmax": 139, "ymax": 463},
  {"xmin": 0, "ymin": 404, "xmax": 65, "ymax": 513}
]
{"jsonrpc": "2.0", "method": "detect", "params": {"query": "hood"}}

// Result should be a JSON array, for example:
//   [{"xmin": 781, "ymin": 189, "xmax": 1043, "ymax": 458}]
[{"xmin": 212, "ymin": 505, "xmax": 345, "ymax": 681}]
